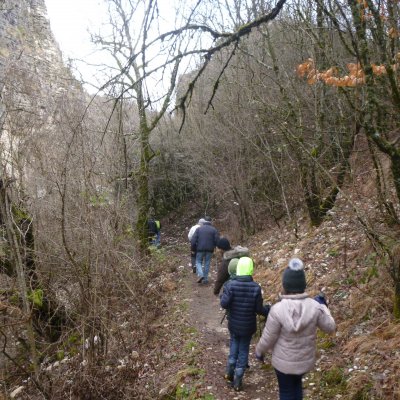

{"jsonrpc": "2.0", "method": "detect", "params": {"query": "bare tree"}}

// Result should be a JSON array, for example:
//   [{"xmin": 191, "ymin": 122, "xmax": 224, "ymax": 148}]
[{"xmin": 91, "ymin": 0, "xmax": 288, "ymax": 250}]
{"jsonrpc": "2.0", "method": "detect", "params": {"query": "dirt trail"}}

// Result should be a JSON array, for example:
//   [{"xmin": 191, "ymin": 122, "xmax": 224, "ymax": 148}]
[{"xmin": 181, "ymin": 260, "xmax": 279, "ymax": 400}]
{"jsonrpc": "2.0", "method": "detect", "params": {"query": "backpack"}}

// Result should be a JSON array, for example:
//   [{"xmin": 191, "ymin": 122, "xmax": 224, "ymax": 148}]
[{"xmin": 148, "ymin": 219, "xmax": 157, "ymax": 234}]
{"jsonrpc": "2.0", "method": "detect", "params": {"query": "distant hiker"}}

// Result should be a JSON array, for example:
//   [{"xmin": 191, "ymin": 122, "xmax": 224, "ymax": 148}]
[
  {"xmin": 147, "ymin": 217, "xmax": 161, "ymax": 246},
  {"xmin": 214, "ymin": 238, "xmax": 249, "ymax": 296},
  {"xmin": 220, "ymin": 257, "xmax": 270, "ymax": 391},
  {"xmin": 188, "ymin": 218, "xmax": 205, "ymax": 273},
  {"xmin": 155, "ymin": 219, "xmax": 161, "ymax": 246},
  {"xmin": 190, "ymin": 216, "xmax": 219, "ymax": 284},
  {"xmin": 255, "ymin": 258, "xmax": 336, "ymax": 400}
]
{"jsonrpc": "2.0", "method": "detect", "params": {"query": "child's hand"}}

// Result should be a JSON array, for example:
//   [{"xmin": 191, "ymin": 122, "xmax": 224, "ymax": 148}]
[{"xmin": 255, "ymin": 351, "xmax": 264, "ymax": 362}]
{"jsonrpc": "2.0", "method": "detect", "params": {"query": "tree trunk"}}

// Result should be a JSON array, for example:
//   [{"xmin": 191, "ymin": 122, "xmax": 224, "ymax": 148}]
[{"xmin": 134, "ymin": 78, "xmax": 153, "ymax": 253}]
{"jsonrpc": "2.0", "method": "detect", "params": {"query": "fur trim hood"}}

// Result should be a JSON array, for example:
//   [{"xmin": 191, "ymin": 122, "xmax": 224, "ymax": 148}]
[{"xmin": 223, "ymin": 245, "xmax": 249, "ymax": 260}]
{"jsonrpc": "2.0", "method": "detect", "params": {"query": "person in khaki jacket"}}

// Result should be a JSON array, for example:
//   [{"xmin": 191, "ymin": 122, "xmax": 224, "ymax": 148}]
[{"xmin": 255, "ymin": 258, "xmax": 336, "ymax": 400}]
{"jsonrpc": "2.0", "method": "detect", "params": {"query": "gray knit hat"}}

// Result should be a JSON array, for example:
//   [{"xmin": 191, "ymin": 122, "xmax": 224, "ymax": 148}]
[{"xmin": 282, "ymin": 258, "xmax": 306, "ymax": 294}]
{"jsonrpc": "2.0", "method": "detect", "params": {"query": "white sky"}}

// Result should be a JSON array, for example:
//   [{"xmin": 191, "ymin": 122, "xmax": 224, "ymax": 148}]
[
  {"xmin": 45, "ymin": 0, "xmax": 105, "ymax": 58},
  {"xmin": 44, "ymin": 0, "xmax": 109, "ymax": 89},
  {"xmin": 44, "ymin": 0, "xmax": 210, "ymax": 96}
]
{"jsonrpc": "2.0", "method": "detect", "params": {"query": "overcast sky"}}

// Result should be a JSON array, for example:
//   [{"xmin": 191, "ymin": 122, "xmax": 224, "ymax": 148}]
[
  {"xmin": 45, "ymin": 0, "xmax": 106, "ymax": 58},
  {"xmin": 43, "ymin": 0, "xmax": 205, "ymax": 95},
  {"xmin": 44, "ymin": 0, "xmax": 109, "ymax": 90}
]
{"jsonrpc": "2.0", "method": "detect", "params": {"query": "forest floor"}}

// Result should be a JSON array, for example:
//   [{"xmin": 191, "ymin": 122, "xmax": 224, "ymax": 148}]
[
  {"xmin": 4, "ymin": 191, "xmax": 400, "ymax": 399},
  {"xmin": 175, "ymin": 264, "xmax": 279, "ymax": 400},
  {"xmin": 153, "ymin": 214, "xmax": 331, "ymax": 400},
  {"xmin": 149, "ymin": 193, "xmax": 400, "ymax": 400}
]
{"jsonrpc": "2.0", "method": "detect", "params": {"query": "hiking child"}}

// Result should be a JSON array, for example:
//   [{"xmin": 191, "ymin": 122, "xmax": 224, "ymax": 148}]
[
  {"xmin": 154, "ymin": 219, "xmax": 161, "ymax": 246},
  {"xmin": 213, "ymin": 238, "xmax": 249, "ymax": 296},
  {"xmin": 227, "ymin": 258, "xmax": 239, "ymax": 279},
  {"xmin": 188, "ymin": 218, "xmax": 205, "ymax": 273},
  {"xmin": 190, "ymin": 216, "xmax": 219, "ymax": 284},
  {"xmin": 220, "ymin": 256, "xmax": 269, "ymax": 391},
  {"xmin": 255, "ymin": 258, "xmax": 336, "ymax": 400}
]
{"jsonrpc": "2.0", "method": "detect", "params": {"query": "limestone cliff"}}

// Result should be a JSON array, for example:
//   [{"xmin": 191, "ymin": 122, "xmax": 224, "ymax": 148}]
[{"xmin": 0, "ymin": 0, "xmax": 84, "ymax": 181}]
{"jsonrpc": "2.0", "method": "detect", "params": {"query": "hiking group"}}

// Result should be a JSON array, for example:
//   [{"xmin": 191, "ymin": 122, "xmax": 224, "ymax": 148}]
[{"xmin": 188, "ymin": 217, "xmax": 336, "ymax": 400}]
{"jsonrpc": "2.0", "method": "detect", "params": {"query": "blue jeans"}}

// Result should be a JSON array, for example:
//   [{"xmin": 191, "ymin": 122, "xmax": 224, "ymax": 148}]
[
  {"xmin": 196, "ymin": 251, "xmax": 213, "ymax": 282},
  {"xmin": 275, "ymin": 369, "xmax": 303, "ymax": 400},
  {"xmin": 227, "ymin": 333, "xmax": 251, "ymax": 376},
  {"xmin": 155, "ymin": 231, "xmax": 161, "ymax": 246}
]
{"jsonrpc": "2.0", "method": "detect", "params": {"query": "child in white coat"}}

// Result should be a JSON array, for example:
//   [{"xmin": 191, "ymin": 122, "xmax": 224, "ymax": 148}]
[{"xmin": 255, "ymin": 258, "xmax": 336, "ymax": 400}]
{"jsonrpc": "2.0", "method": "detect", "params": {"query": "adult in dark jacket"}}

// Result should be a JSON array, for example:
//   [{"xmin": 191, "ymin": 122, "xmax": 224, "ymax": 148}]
[
  {"xmin": 213, "ymin": 237, "xmax": 249, "ymax": 296},
  {"xmin": 190, "ymin": 217, "xmax": 219, "ymax": 284},
  {"xmin": 220, "ymin": 257, "xmax": 269, "ymax": 391},
  {"xmin": 188, "ymin": 218, "xmax": 205, "ymax": 273}
]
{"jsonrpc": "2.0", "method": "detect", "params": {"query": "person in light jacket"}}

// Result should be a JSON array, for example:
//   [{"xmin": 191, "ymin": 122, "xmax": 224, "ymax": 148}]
[
  {"xmin": 255, "ymin": 258, "xmax": 336, "ymax": 400},
  {"xmin": 188, "ymin": 218, "xmax": 205, "ymax": 273}
]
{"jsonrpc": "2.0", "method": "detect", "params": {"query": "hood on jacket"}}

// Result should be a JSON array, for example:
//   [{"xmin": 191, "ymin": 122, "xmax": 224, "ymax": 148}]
[
  {"xmin": 228, "ymin": 258, "xmax": 239, "ymax": 277},
  {"xmin": 224, "ymin": 245, "xmax": 249, "ymax": 260},
  {"xmin": 236, "ymin": 256, "xmax": 254, "ymax": 276},
  {"xmin": 279, "ymin": 293, "xmax": 314, "ymax": 332}
]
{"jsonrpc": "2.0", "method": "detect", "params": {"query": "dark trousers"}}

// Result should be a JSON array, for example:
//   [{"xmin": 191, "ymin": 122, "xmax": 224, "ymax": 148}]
[
  {"xmin": 191, "ymin": 252, "xmax": 196, "ymax": 268},
  {"xmin": 275, "ymin": 369, "xmax": 303, "ymax": 400},
  {"xmin": 228, "ymin": 333, "xmax": 252, "ymax": 372}
]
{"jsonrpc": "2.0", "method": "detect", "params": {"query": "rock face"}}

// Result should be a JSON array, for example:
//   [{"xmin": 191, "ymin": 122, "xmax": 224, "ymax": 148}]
[
  {"xmin": 1, "ymin": 0, "xmax": 65, "ymax": 81},
  {"xmin": 0, "ymin": 0, "xmax": 80, "ymax": 112},
  {"xmin": 0, "ymin": 0, "xmax": 83, "ymax": 177}
]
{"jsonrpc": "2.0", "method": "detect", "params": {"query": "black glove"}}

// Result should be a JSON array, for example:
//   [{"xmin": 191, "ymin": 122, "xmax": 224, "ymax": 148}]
[
  {"xmin": 314, "ymin": 293, "xmax": 328, "ymax": 307},
  {"xmin": 263, "ymin": 303, "xmax": 271, "ymax": 317}
]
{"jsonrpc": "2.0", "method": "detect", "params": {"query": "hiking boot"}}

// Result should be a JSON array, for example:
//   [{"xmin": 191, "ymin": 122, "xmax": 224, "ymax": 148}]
[
  {"xmin": 224, "ymin": 373, "xmax": 233, "ymax": 383},
  {"xmin": 233, "ymin": 368, "xmax": 244, "ymax": 392},
  {"xmin": 233, "ymin": 377, "xmax": 242, "ymax": 391},
  {"xmin": 224, "ymin": 363, "xmax": 235, "ymax": 382},
  {"xmin": 196, "ymin": 276, "xmax": 204, "ymax": 283}
]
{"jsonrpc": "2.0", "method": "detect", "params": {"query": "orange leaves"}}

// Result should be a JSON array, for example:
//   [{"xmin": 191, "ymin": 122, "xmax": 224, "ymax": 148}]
[
  {"xmin": 296, "ymin": 61, "xmax": 365, "ymax": 87},
  {"xmin": 389, "ymin": 27, "xmax": 399, "ymax": 39},
  {"xmin": 371, "ymin": 63, "xmax": 386, "ymax": 75},
  {"xmin": 296, "ymin": 58, "xmax": 314, "ymax": 78},
  {"xmin": 296, "ymin": 59, "xmax": 395, "ymax": 88}
]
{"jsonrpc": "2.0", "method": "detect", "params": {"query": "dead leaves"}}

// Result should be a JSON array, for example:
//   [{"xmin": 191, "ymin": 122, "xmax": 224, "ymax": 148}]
[{"xmin": 296, "ymin": 58, "xmax": 400, "ymax": 88}]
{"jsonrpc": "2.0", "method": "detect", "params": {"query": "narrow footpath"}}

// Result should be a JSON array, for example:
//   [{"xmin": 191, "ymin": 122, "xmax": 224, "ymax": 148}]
[{"xmin": 179, "ymin": 259, "xmax": 279, "ymax": 400}]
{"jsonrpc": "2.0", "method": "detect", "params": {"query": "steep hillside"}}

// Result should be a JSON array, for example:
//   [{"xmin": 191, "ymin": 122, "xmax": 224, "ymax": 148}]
[{"xmin": 144, "ymin": 185, "xmax": 399, "ymax": 399}]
